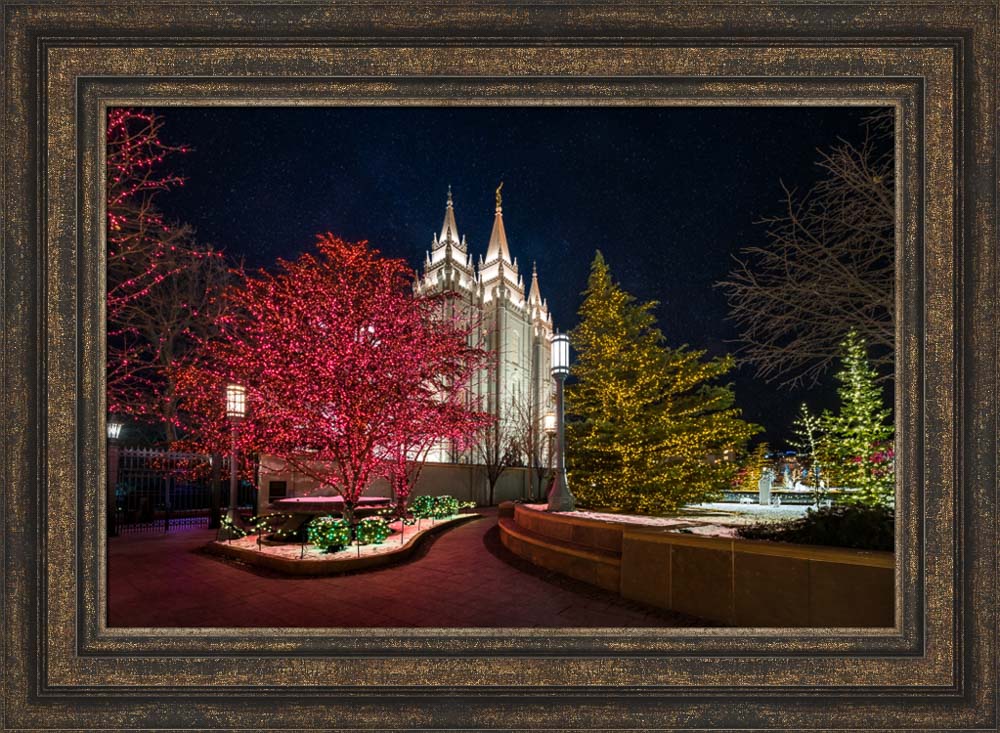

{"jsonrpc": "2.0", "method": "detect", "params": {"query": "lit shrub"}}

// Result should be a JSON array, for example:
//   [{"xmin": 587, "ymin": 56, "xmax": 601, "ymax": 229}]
[
  {"xmin": 410, "ymin": 495, "xmax": 474, "ymax": 520},
  {"xmin": 410, "ymin": 495, "xmax": 438, "ymax": 519},
  {"xmin": 306, "ymin": 516, "xmax": 351, "ymax": 552},
  {"xmin": 432, "ymin": 495, "xmax": 460, "ymax": 518},
  {"xmin": 354, "ymin": 516, "xmax": 390, "ymax": 545}
]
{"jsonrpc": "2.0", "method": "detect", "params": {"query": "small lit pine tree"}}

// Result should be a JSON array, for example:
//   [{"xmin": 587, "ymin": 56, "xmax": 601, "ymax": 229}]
[
  {"xmin": 739, "ymin": 441, "xmax": 771, "ymax": 492},
  {"xmin": 823, "ymin": 330, "xmax": 894, "ymax": 507},
  {"xmin": 567, "ymin": 251, "xmax": 760, "ymax": 514},
  {"xmin": 789, "ymin": 403, "xmax": 825, "ymax": 486}
]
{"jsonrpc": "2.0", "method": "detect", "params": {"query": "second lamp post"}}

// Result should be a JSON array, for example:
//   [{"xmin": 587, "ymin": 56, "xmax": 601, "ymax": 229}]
[
  {"xmin": 547, "ymin": 332, "xmax": 576, "ymax": 512},
  {"xmin": 223, "ymin": 383, "xmax": 247, "ymax": 537}
]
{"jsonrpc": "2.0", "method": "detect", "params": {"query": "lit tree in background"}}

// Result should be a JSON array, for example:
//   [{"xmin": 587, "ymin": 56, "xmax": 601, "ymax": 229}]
[
  {"xmin": 106, "ymin": 108, "xmax": 231, "ymax": 443},
  {"xmin": 106, "ymin": 108, "xmax": 190, "ymax": 414},
  {"xmin": 567, "ymin": 252, "xmax": 760, "ymax": 514},
  {"xmin": 183, "ymin": 235, "xmax": 491, "ymax": 523},
  {"xmin": 789, "ymin": 403, "xmax": 825, "ymax": 487},
  {"xmin": 820, "ymin": 330, "xmax": 894, "ymax": 507},
  {"xmin": 116, "ymin": 234, "xmax": 232, "ymax": 441},
  {"xmin": 738, "ymin": 441, "xmax": 771, "ymax": 492},
  {"xmin": 718, "ymin": 111, "xmax": 894, "ymax": 388}
]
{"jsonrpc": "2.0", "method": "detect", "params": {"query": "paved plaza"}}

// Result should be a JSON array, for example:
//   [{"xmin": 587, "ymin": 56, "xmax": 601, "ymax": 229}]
[{"xmin": 108, "ymin": 510, "xmax": 710, "ymax": 628}]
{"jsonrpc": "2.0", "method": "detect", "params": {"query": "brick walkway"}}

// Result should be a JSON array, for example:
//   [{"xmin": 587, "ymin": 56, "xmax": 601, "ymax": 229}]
[{"xmin": 108, "ymin": 510, "xmax": 708, "ymax": 628}]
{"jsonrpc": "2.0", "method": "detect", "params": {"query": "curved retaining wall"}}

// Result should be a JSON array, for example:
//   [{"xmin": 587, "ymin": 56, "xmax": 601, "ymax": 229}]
[
  {"xmin": 207, "ymin": 514, "xmax": 477, "ymax": 576},
  {"xmin": 499, "ymin": 504, "xmax": 894, "ymax": 627},
  {"xmin": 498, "ymin": 506, "xmax": 622, "ymax": 592}
]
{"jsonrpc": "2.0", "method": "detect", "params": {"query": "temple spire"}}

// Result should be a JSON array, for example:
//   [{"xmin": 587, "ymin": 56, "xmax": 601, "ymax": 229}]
[
  {"xmin": 438, "ymin": 185, "xmax": 460, "ymax": 244},
  {"xmin": 486, "ymin": 182, "xmax": 512, "ymax": 264},
  {"xmin": 528, "ymin": 261, "xmax": 542, "ymax": 304}
]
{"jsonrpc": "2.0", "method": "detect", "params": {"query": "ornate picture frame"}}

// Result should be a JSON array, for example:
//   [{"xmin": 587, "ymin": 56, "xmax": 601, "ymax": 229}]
[{"xmin": 2, "ymin": 2, "xmax": 996, "ymax": 729}]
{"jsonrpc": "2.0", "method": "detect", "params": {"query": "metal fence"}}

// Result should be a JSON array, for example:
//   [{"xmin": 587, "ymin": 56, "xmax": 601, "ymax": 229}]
[{"xmin": 111, "ymin": 448, "xmax": 257, "ymax": 534}]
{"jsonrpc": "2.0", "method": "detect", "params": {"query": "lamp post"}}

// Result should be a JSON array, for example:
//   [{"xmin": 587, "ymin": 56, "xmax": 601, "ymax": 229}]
[
  {"xmin": 106, "ymin": 420, "xmax": 123, "ymax": 537},
  {"xmin": 547, "ymin": 332, "xmax": 575, "ymax": 512},
  {"xmin": 542, "ymin": 411, "xmax": 557, "ymax": 499},
  {"xmin": 222, "ymin": 383, "xmax": 246, "ymax": 538}
]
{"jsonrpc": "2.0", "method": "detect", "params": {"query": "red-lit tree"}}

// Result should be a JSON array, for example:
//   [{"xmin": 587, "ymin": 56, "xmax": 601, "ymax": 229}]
[
  {"xmin": 184, "ymin": 235, "xmax": 491, "ymax": 522},
  {"xmin": 106, "ymin": 108, "xmax": 191, "ymax": 414},
  {"xmin": 382, "ymin": 374, "xmax": 492, "ymax": 508},
  {"xmin": 106, "ymin": 109, "xmax": 235, "ymax": 443}
]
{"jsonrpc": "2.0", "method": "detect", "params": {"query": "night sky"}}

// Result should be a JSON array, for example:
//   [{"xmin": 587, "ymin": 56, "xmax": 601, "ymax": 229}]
[{"xmin": 152, "ymin": 105, "xmax": 886, "ymax": 446}]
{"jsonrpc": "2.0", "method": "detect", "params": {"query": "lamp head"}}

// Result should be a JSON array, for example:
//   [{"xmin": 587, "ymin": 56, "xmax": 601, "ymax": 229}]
[
  {"xmin": 550, "ymin": 332, "xmax": 570, "ymax": 377},
  {"xmin": 107, "ymin": 421, "xmax": 123, "ymax": 441},
  {"xmin": 226, "ymin": 383, "xmax": 247, "ymax": 421}
]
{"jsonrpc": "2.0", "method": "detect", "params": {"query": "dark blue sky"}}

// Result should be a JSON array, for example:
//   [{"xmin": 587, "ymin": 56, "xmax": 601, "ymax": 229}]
[{"xmin": 152, "ymin": 105, "xmax": 884, "ymax": 445}]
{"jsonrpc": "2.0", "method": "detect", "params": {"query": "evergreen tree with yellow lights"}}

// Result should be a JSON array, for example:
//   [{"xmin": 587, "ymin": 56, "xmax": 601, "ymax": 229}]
[
  {"xmin": 739, "ymin": 441, "xmax": 771, "ymax": 492},
  {"xmin": 566, "ymin": 252, "xmax": 761, "ymax": 514}
]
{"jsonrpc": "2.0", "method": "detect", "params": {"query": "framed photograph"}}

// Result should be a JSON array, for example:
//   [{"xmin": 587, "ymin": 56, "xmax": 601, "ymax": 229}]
[{"xmin": 2, "ymin": 2, "xmax": 996, "ymax": 730}]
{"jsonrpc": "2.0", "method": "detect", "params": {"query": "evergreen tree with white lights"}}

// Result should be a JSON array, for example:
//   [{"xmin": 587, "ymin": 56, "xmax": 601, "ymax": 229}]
[
  {"xmin": 822, "ymin": 330, "xmax": 894, "ymax": 507},
  {"xmin": 789, "ymin": 403, "xmax": 825, "ymax": 487},
  {"xmin": 566, "ymin": 252, "xmax": 760, "ymax": 514}
]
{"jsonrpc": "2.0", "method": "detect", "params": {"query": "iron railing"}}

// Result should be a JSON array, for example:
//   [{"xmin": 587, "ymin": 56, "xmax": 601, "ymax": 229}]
[{"xmin": 112, "ymin": 448, "xmax": 256, "ymax": 533}]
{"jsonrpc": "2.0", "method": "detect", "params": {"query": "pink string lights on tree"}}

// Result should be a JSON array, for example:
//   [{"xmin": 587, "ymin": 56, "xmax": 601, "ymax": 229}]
[
  {"xmin": 106, "ymin": 108, "xmax": 190, "ymax": 415},
  {"xmin": 176, "ymin": 234, "xmax": 494, "ymax": 522},
  {"xmin": 107, "ymin": 109, "xmax": 232, "ymax": 442}
]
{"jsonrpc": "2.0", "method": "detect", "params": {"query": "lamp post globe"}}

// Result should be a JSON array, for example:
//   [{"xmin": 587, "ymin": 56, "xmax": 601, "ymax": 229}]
[{"xmin": 547, "ymin": 333, "xmax": 576, "ymax": 512}]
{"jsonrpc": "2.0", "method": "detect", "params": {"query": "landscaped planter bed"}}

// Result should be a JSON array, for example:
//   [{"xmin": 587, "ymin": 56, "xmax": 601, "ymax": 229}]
[
  {"xmin": 500, "ymin": 504, "xmax": 894, "ymax": 627},
  {"xmin": 206, "ymin": 513, "xmax": 477, "ymax": 576}
]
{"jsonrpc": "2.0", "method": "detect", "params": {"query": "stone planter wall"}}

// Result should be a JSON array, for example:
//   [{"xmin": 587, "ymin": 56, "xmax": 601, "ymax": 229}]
[
  {"xmin": 500, "ymin": 506, "xmax": 622, "ymax": 592},
  {"xmin": 499, "ymin": 505, "xmax": 894, "ymax": 627},
  {"xmin": 621, "ymin": 528, "xmax": 894, "ymax": 627}
]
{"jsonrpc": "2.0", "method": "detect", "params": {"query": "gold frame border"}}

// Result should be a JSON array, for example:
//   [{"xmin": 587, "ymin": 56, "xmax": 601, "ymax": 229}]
[{"xmin": 2, "ymin": 3, "xmax": 996, "ymax": 730}]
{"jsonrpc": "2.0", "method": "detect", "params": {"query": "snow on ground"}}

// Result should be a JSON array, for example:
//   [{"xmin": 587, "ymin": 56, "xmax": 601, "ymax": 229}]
[
  {"xmin": 687, "ymin": 502, "xmax": 810, "ymax": 521},
  {"xmin": 675, "ymin": 525, "xmax": 741, "ymax": 538},
  {"xmin": 524, "ymin": 501, "xmax": 808, "ymax": 528},
  {"xmin": 216, "ymin": 513, "xmax": 467, "ymax": 562},
  {"xmin": 523, "ymin": 504, "xmax": 691, "ymax": 527},
  {"xmin": 272, "ymin": 495, "xmax": 388, "ymax": 506},
  {"xmin": 521, "ymin": 500, "xmax": 812, "ymax": 540}
]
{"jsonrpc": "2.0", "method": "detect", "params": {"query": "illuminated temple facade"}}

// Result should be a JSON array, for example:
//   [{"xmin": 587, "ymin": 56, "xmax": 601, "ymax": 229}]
[{"xmin": 414, "ymin": 186, "xmax": 556, "ymax": 464}]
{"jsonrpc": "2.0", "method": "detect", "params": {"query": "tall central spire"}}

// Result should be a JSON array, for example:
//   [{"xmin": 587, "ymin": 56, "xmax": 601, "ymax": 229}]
[
  {"xmin": 438, "ymin": 184, "xmax": 460, "ymax": 244},
  {"xmin": 486, "ymin": 182, "xmax": 512, "ymax": 264}
]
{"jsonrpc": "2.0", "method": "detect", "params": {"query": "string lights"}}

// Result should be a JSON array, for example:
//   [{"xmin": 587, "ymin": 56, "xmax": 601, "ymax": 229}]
[
  {"xmin": 173, "ymin": 235, "xmax": 493, "ymax": 519},
  {"xmin": 566, "ymin": 252, "xmax": 761, "ymax": 515}
]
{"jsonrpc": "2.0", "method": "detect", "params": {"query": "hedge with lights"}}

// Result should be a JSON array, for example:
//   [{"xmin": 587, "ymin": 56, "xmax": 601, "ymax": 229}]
[
  {"xmin": 306, "ymin": 516, "xmax": 352, "ymax": 552},
  {"xmin": 410, "ymin": 495, "xmax": 474, "ymax": 520},
  {"xmin": 354, "ymin": 516, "xmax": 391, "ymax": 545}
]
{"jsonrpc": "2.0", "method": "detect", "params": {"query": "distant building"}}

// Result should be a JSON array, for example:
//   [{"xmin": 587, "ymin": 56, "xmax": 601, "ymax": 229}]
[{"xmin": 414, "ymin": 186, "xmax": 557, "ymax": 464}]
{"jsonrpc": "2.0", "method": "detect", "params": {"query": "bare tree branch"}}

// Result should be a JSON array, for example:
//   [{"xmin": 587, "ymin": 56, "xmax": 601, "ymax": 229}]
[{"xmin": 716, "ymin": 110, "xmax": 894, "ymax": 389}]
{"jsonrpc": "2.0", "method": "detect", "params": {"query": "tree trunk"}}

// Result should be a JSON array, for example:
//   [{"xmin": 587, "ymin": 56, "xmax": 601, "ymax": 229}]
[
  {"xmin": 209, "ymin": 451, "xmax": 222, "ymax": 528},
  {"xmin": 341, "ymin": 500, "xmax": 356, "ymax": 527}
]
